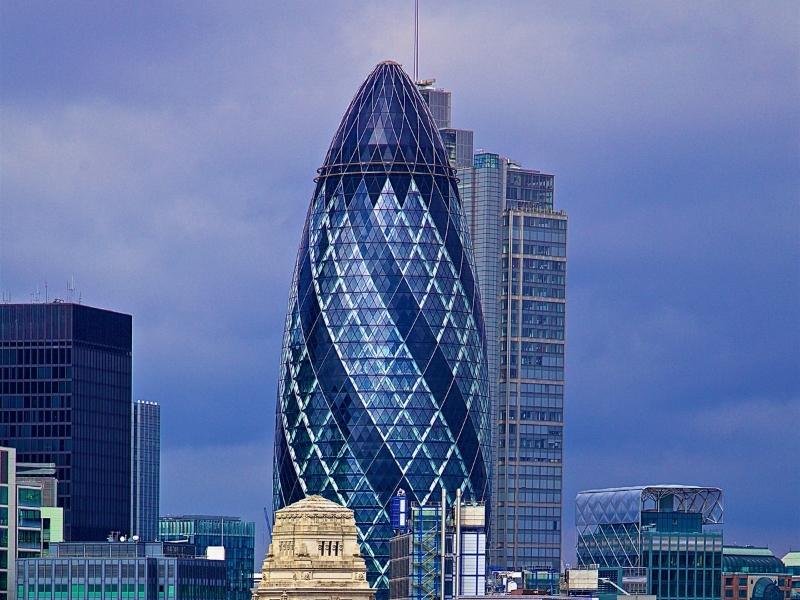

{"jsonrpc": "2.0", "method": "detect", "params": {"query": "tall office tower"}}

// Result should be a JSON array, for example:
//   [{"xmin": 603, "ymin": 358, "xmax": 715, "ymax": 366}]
[
  {"xmin": 417, "ymin": 81, "xmax": 452, "ymax": 128},
  {"xmin": 0, "ymin": 303, "xmax": 132, "ymax": 541},
  {"xmin": 417, "ymin": 81, "xmax": 474, "ymax": 169},
  {"xmin": 576, "ymin": 485, "xmax": 724, "ymax": 600},
  {"xmin": 159, "ymin": 515, "xmax": 255, "ymax": 600},
  {"xmin": 460, "ymin": 154, "xmax": 566, "ymax": 572},
  {"xmin": 273, "ymin": 61, "xmax": 491, "ymax": 598},
  {"xmin": 420, "ymin": 85, "xmax": 567, "ymax": 572},
  {"xmin": 131, "ymin": 400, "xmax": 160, "ymax": 542}
]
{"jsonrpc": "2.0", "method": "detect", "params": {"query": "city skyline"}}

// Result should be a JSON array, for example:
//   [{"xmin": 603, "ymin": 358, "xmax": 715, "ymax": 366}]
[{"xmin": 0, "ymin": 0, "xmax": 797, "ymax": 566}]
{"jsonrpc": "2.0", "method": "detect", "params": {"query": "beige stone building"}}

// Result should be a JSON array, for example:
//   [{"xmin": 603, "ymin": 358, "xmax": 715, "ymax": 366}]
[{"xmin": 253, "ymin": 495, "xmax": 375, "ymax": 600}]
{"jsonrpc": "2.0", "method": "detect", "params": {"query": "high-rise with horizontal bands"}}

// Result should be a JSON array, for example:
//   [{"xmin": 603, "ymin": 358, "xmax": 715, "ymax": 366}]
[
  {"xmin": 131, "ymin": 400, "xmax": 160, "ymax": 542},
  {"xmin": 273, "ymin": 61, "xmax": 491, "ymax": 597},
  {"xmin": 420, "ymin": 86, "xmax": 567, "ymax": 572},
  {"xmin": 0, "ymin": 302, "xmax": 132, "ymax": 541}
]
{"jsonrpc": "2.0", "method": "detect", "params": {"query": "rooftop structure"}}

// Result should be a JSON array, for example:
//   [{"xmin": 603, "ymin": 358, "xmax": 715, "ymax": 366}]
[
  {"xmin": 576, "ymin": 485, "xmax": 723, "ymax": 600},
  {"xmin": 253, "ymin": 495, "xmax": 375, "ymax": 600}
]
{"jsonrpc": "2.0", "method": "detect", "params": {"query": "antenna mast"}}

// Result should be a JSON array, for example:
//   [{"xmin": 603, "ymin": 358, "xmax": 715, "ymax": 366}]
[{"xmin": 413, "ymin": 0, "xmax": 419, "ymax": 81}]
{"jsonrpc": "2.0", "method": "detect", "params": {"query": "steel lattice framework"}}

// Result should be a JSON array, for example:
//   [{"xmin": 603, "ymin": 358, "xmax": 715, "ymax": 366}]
[
  {"xmin": 575, "ymin": 485, "xmax": 724, "ymax": 568},
  {"xmin": 273, "ymin": 61, "xmax": 490, "ymax": 597}
]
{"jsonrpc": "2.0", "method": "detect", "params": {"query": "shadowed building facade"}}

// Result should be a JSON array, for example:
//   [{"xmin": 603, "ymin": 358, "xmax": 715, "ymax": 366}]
[
  {"xmin": 0, "ymin": 303, "xmax": 132, "ymax": 542},
  {"xmin": 131, "ymin": 400, "xmax": 160, "ymax": 542},
  {"xmin": 273, "ymin": 61, "xmax": 491, "ymax": 598}
]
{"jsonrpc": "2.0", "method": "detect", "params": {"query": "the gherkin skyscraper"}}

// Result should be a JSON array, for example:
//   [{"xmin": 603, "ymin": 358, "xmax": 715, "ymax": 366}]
[{"xmin": 273, "ymin": 61, "xmax": 490, "ymax": 595}]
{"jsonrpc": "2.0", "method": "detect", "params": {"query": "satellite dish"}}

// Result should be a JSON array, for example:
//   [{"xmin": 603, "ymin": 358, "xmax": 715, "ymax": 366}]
[
  {"xmin": 119, "ymin": 536, "xmax": 126, "ymax": 542},
  {"xmin": 132, "ymin": 535, "xmax": 140, "ymax": 542}
]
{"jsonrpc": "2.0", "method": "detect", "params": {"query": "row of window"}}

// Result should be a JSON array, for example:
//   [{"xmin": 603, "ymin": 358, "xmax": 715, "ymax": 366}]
[
  {"xmin": 0, "ymin": 425, "xmax": 72, "ymax": 439},
  {"xmin": 521, "ymin": 272, "xmax": 565, "ymax": 284},
  {"xmin": 519, "ymin": 286, "xmax": 565, "ymax": 298},
  {"xmin": 0, "ymin": 366, "xmax": 72, "ymax": 381},
  {"xmin": 497, "ymin": 453, "xmax": 562, "ymax": 464},
  {"xmin": 0, "ymin": 410, "xmax": 71, "ymax": 423},
  {"xmin": 1, "ymin": 381, "xmax": 71, "ymax": 394},
  {"xmin": 507, "ymin": 243, "xmax": 566, "ymax": 257},
  {"xmin": 0, "ymin": 347, "xmax": 72, "ymax": 366},
  {"xmin": 502, "ymin": 367, "xmax": 564, "ymax": 381},
  {"xmin": 502, "ymin": 355, "xmax": 564, "ymax": 368},
  {"xmin": 500, "ymin": 409, "xmax": 563, "ymax": 422},
  {"xmin": 0, "ymin": 395, "xmax": 72, "ymax": 409}
]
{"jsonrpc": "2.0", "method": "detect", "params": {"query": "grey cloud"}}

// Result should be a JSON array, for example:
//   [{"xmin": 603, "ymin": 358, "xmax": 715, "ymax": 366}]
[{"xmin": 1, "ymin": 0, "xmax": 797, "ymax": 563}]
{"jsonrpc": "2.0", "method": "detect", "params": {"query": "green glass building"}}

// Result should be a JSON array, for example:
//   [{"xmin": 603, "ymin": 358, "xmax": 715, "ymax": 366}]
[
  {"xmin": 576, "ymin": 485, "xmax": 724, "ymax": 600},
  {"xmin": 158, "ymin": 515, "xmax": 254, "ymax": 600},
  {"xmin": 16, "ymin": 541, "xmax": 226, "ymax": 599}
]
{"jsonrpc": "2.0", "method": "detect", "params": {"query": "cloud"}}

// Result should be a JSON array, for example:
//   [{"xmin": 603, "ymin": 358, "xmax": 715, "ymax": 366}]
[{"xmin": 1, "ymin": 0, "xmax": 798, "ymax": 562}]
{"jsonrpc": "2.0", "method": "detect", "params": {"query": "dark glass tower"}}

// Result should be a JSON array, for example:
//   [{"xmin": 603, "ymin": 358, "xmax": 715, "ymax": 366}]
[
  {"xmin": 273, "ymin": 61, "xmax": 491, "ymax": 596},
  {"xmin": 131, "ymin": 400, "xmax": 160, "ymax": 542},
  {"xmin": 0, "ymin": 303, "xmax": 132, "ymax": 541}
]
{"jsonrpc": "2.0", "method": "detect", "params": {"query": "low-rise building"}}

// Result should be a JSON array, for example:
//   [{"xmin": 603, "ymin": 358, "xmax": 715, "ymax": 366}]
[
  {"xmin": 15, "ymin": 541, "xmax": 226, "ymax": 599},
  {"xmin": 781, "ymin": 552, "xmax": 800, "ymax": 600},
  {"xmin": 1, "ymin": 446, "xmax": 64, "ymax": 598},
  {"xmin": 722, "ymin": 546, "xmax": 791, "ymax": 600},
  {"xmin": 576, "ymin": 485, "xmax": 724, "ymax": 600},
  {"xmin": 159, "ymin": 514, "xmax": 255, "ymax": 600},
  {"xmin": 252, "ymin": 495, "xmax": 374, "ymax": 600}
]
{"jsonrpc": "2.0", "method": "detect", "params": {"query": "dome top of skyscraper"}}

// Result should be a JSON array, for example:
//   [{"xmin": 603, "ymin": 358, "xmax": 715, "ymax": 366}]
[{"xmin": 319, "ymin": 61, "xmax": 452, "ymax": 178}]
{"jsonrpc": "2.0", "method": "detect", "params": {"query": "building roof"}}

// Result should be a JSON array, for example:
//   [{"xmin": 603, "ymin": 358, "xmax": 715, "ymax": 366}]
[
  {"xmin": 277, "ymin": 495, "xmax": 351, "ymax": 515},
  {"xmin": 579, "ymin": 484, "xmax": 713, "ymax": 494},
  {"xmin": 319, "ymin": 61, "xmax": 453, "ymax": 179},
  {"xmin": 722, "ymin": 547, "xmax": 785, "ymax": 574},
  {"xmin": 782, "ymin": 551, "xmax": 800, "ymax": 568},
  {"xmin": 576, "ymin": 485, "xmax": 723, "ymax": 526},
  {"xmin": 160, "ymin": 515, "xmax": 244, "ymax": 521},
  {"xmin": 725, "ymin": 547, "xmax": 776, "ymax": 556}
]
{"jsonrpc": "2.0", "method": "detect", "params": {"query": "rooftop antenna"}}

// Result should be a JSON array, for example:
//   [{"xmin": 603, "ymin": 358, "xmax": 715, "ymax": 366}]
[
  {"xmin": 67, "ymin": 275, "xmax": 76, "ymax": 303},
  {"xmin": 413, "ymin": 0, "xmax": 419, "ymax": 81}
]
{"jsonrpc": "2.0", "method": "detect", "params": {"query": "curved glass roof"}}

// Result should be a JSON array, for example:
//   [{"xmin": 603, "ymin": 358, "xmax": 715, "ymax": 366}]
[
  {"xmin": 723, "ymin": 547, "xmax": 786, "ymax": 574},
  {"xmin": 576, "ymin": 485, "xmax": 723, "ymax": 526},
  {"xmin": 319, "ymin": 61, "xmax": 453, "ymax": 178}
]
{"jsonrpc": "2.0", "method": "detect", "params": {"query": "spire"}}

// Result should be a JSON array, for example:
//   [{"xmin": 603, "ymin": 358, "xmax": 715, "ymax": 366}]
[{"xmin": 319, "ymin": 62, "xmax": 452, "ymax": 178}]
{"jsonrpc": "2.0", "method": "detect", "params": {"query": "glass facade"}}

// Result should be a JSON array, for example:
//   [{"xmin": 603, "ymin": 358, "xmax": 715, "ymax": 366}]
[
  {"xmin": 418, "ymin": 77, "xmax": 568, "ymax": 572},
  {"xmin": 576, "ymin": 485, "xmax": 724, "ymax": 600},
  {"xmin": 389, "ymin": 505, "xmax": 451, "ymax": 600},
  {"xmin": 459, "ymin": 153, "xmax": 566, "ymax": 572},
  {"xmin": 15, "ymin": 541, "xmax": 226, "ymax": 599},
  {"xmin": 273, "ymin": 61, "xmax": 491, "ymax": 598},
  {"xmin": 0, "ymin": 446, "xmax": 49, "ymax": 599},
  {"xmin": 131, "ymin": 401, "xmax": 160, "ymax": 542},
  {"xmin": 158, "ymin": 515, "xmax": 254, "ymax": 600},
  {"xmin": 0, "ymin": 303, "xmax": 132, "ymax": 541},
  {"xmin": 418, "ymin": 86, "xmax": 451, "ymax": 129}
]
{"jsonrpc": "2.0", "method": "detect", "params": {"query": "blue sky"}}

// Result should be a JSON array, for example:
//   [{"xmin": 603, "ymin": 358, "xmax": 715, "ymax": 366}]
[{"xmin": 1, "ymin": 1, "xmax": 798, "ymax": 561}]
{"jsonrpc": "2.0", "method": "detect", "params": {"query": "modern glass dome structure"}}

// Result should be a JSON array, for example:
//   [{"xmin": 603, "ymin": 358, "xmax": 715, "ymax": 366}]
[{"xmin": 273, "ymin": 61, "xmax": 490, "ymax": 595}]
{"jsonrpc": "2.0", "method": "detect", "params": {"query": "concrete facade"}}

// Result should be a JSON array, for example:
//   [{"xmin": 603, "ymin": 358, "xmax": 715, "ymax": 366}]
[{"xmin": 253, "ymin": 496, "xmax": 375, "ymax": 600}]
